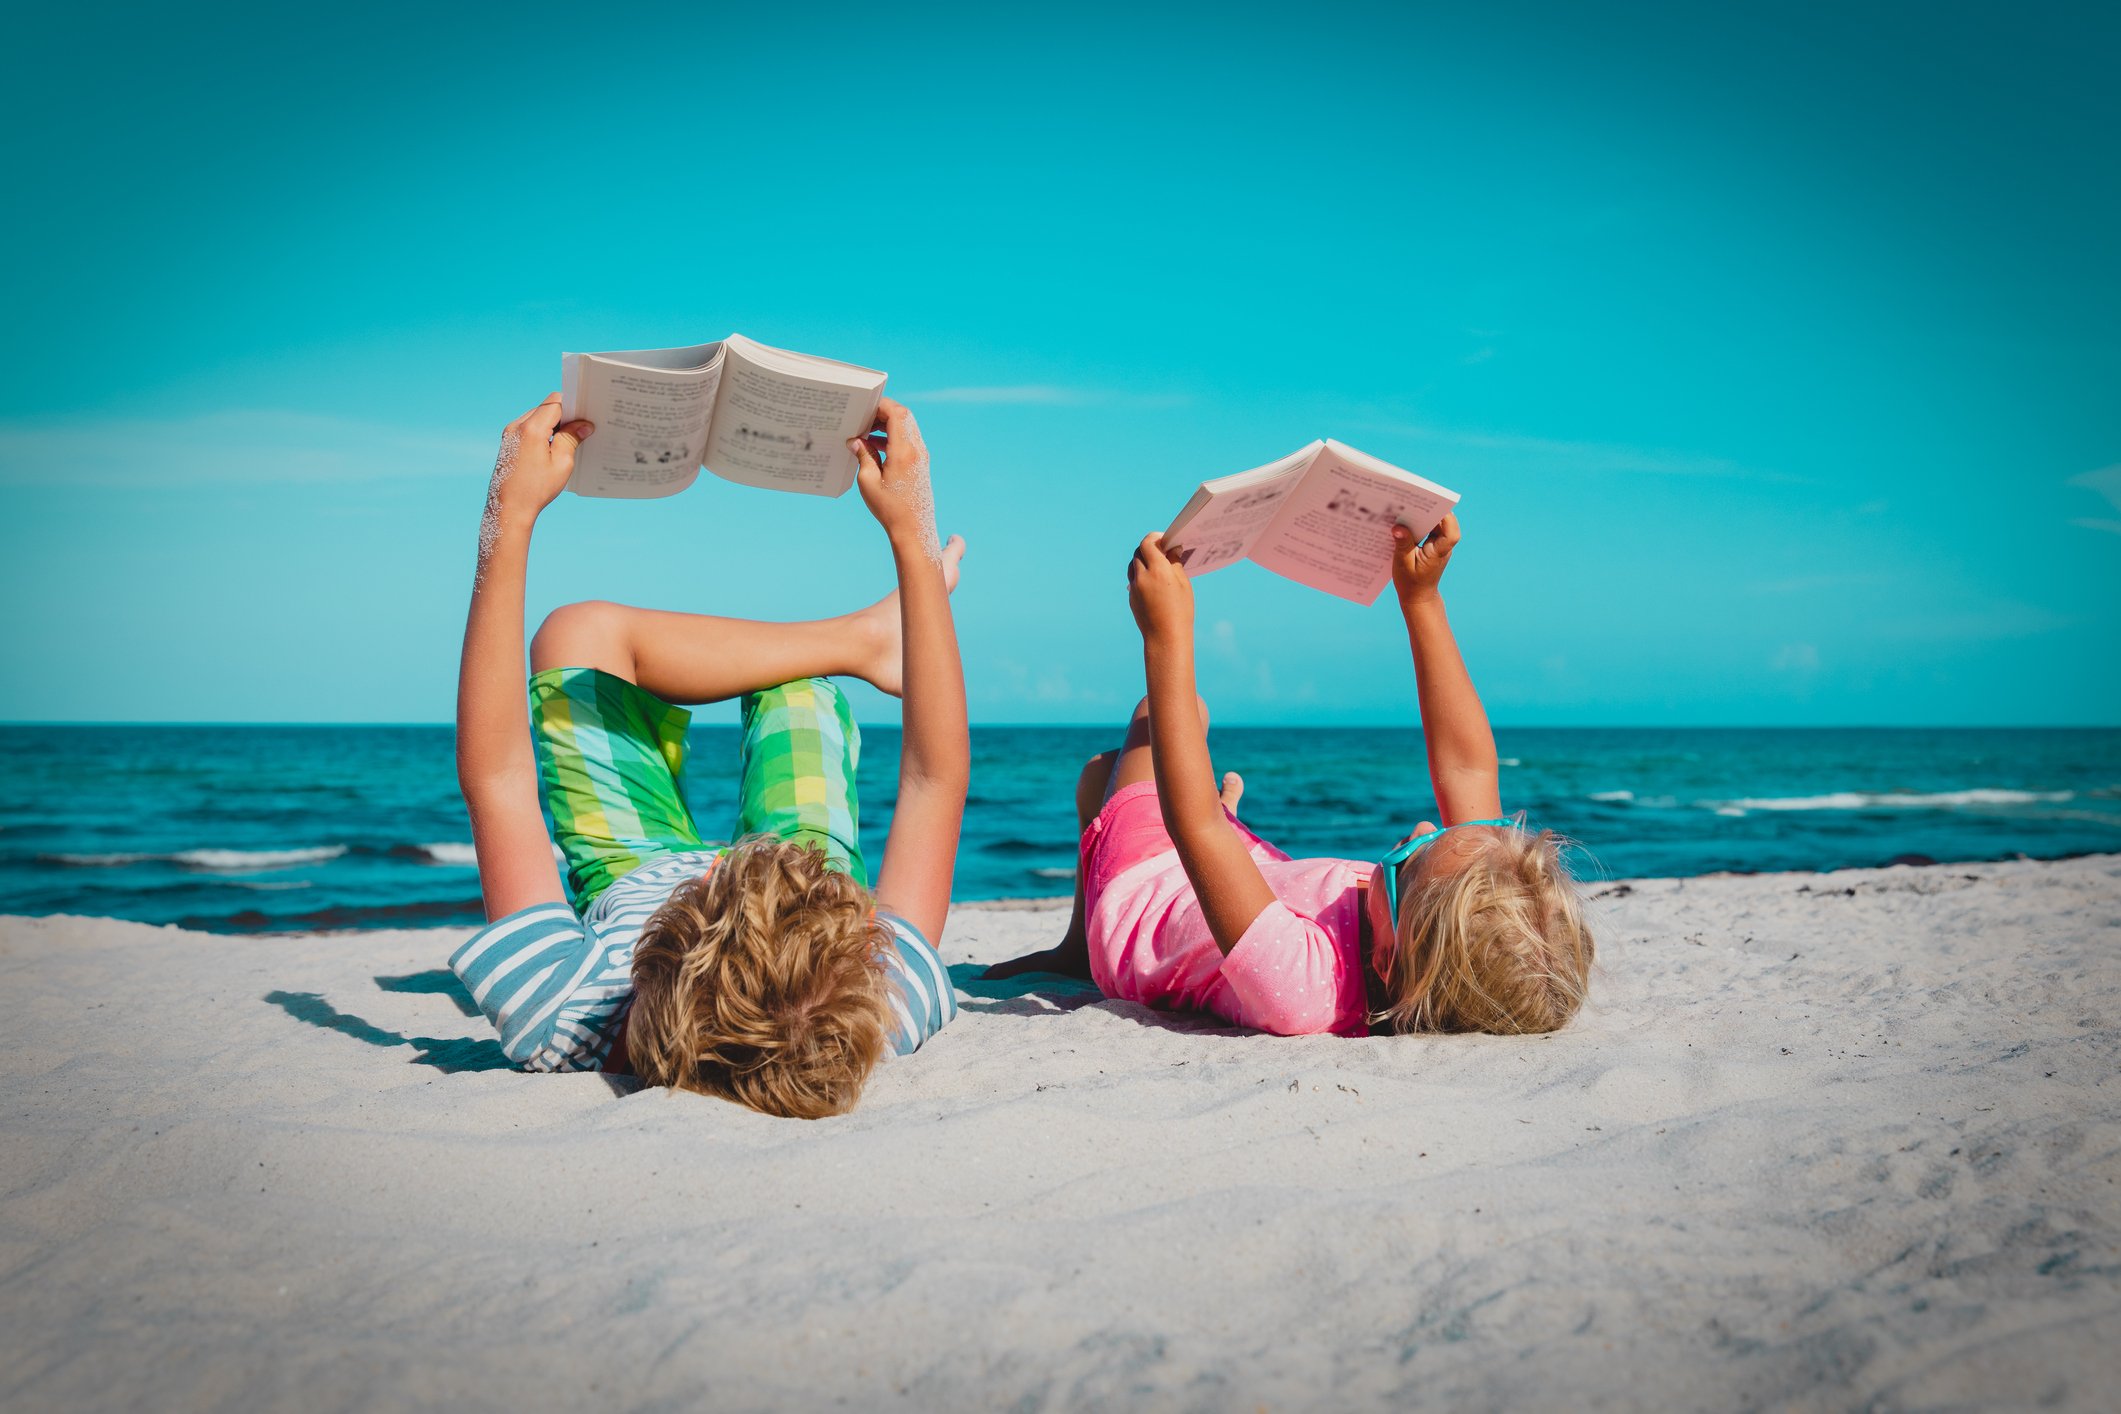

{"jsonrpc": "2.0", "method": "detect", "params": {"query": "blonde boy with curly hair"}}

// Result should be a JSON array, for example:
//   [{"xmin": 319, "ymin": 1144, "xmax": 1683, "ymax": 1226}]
[{"xmin": 451, "ymin": 394, "xmax": 966, "ymax": 1118}]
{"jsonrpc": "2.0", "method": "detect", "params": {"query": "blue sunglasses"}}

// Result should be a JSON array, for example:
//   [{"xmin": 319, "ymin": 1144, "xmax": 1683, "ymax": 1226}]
[{"xmin": 1379, "ymin": 817, "xmax": 1513, "ymax": 930}]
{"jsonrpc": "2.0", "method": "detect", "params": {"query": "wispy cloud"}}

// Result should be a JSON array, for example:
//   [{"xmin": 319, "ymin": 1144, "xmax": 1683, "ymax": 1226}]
[
  {"xmin": 2067, "ymin": 463, "xmax": 2121, "ymax": 535},
  {"xmin": 1747, "ymin": 572, "xmax": 1892, "ymax": 596},
  {"xmin": 1342, "ymin": 415, "xmax": 1805, "ymax": 482},
  {"xmin": 0, "ymin": 411, "xmax": 491, "ymax": 487},
  {"xmin": 1770, "ymin": 642, "xmax": 1821, "ymax": 674},
  {"xmin": 984, "ymin": 657, "xmax": 1121, "ymax": 707},
  {"xmin": 909, "ymin": 385, "xmax": 1190, "ymax": 409},
  {"xmin": 1874, "ymin": 600, "xmax": 2073, "ymax": 643}
]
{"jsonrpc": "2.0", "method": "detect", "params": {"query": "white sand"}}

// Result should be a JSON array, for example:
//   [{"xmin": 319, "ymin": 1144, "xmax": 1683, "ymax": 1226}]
[{"xmin": 4, "ymin": 855, "xmax": 2119, "ymax": 1410}]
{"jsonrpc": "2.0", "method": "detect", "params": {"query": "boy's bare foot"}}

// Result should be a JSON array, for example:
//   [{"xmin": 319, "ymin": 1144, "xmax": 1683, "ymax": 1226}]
[{"xmin": 853, "ymin": 534, "xmax": 966, "ymax": 698}]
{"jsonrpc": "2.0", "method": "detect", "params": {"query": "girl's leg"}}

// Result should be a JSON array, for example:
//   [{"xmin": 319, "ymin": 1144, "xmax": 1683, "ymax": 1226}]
[
  {"xmin": 983, "ymin": 749, "xmax": 1114, "ymax": 980},
  {"xmin": 1101, "ymin": 694, "xmax": 1239, "ymax": 805},
  {"xmin": 530, "ymin": 538, "xmax": 964, "ymax": 702},
  {"xmin": 984, "ymin": 695, "xmax": 1240, "ymax": 980}
]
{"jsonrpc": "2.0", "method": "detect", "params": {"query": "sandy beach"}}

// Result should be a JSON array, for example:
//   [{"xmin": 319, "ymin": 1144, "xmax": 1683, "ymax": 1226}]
[{"xmin": 4, "ymin": 853, "xmax": 2117, "ymax": 1410}]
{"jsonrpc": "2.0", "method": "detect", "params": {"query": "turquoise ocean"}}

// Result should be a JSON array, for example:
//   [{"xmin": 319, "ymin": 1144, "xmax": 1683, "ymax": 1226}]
[{"xmin": 3, "ymin": 725, "xmax": 2117, "ymax": 933}]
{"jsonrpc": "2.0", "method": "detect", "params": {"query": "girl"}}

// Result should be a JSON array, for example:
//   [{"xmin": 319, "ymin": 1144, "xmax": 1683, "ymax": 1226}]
[{"xmin": 990, "ymin": 515, "xmax": 1593, "ymax": 1037}]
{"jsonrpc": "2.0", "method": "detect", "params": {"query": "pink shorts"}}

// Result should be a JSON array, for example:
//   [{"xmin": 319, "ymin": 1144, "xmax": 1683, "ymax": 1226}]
[
  {"xmin": 1079, "ymin": 780, "xmax": 1271, "ymax": 1001},
  {"xmin": 1078, "ymin": 780, "xmax": 1371, "ymax": 1036},
  {"xmin": 1081, "ymin": 780, "xmax": 1264, "ymax": 889}
]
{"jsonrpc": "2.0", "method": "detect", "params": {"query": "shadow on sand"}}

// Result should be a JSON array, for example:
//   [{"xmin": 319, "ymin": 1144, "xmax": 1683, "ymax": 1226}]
[
  {"xmin": 263, "ymin": 988, "xmax": 513, "ymax": 1072},
  {"xmin": 374, "ymin": 968, "xmax": 481, "ymax": 1017}
]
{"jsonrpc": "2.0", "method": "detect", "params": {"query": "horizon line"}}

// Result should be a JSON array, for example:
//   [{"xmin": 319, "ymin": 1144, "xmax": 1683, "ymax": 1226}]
[{"xmin": 5, "ymin": 719, "xmax": 2120, "ymax": 732}]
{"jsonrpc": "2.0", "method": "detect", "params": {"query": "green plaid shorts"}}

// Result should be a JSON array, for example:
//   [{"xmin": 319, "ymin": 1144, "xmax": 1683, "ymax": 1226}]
[{"xmin": 526, "ymin": 668, "xmax": 865, "ymax": 912}]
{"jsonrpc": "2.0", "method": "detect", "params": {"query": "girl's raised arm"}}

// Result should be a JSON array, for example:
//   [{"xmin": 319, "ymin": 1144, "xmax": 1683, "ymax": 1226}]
[
  {"xmin": 1391, "ymin": 514, "xmax": 1504, "ymax": 824},
  {"xmin": 1130, "ymin": 534, "xmax": 1277, "ymax": 954}
]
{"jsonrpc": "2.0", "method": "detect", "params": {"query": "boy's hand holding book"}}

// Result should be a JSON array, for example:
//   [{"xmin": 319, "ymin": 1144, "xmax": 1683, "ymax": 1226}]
[
  {"xmin": 488, "ymin": 395, "xmax": 596, "ymax": 530},
  {"xmin": 847, "ymin": 398, "xmax": 940, "ymax": 558}
]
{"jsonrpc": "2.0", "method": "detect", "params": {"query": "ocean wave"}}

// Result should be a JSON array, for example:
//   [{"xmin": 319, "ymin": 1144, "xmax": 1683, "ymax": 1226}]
[
  {"xmin": 1589, "ymin": 790, "xmax": 1634, "ymax": 803},
  {"xmin": 1498, "ymin": 758, "xmax": 1522, "ymax": 767},
  {"xmin": 414, "ymin": 842, "xmax": 480, "ymax": 866},
  {"xmin": 176, "ymin": 895, "xmax": 485, "ymax": 934},
  {"xmin": 403, "ymin": 841, "xmax": 565, "ymax": 866},
  {"xmin": 1029, "ymin": 866, "xmax": 1076, "ymax": 879},
  {"xmin": 1712, "ymin": 789, "xmax": 2074, "ymax": 814},
  {"xmin": 982, "ymin": 837, "xmax": 1066, "ymax": 856},
  {"xmin": 42, "ymin": 845, "xmax": 348, "ymax": 871}
]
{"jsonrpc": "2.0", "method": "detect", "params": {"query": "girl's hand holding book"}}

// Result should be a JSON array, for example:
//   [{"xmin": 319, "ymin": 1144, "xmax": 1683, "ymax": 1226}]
[
  {"xmin": 1392, "ymin": 511, "xmax": 1462, "ymax": 608},
  {"xmin": 1128, "ymin": 532, "xmax": 1195, "ymax": 647}
]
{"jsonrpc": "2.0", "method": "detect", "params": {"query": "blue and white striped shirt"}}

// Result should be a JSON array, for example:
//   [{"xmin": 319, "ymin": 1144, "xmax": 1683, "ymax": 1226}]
[{"xmin": 450, "ymin": 849, "xmax": 956, "ymax": 1073}]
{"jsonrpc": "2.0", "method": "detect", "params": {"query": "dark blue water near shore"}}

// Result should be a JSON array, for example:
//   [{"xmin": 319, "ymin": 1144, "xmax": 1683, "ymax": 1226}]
[{"xmin": 3, "ymin": 724, "xmax": 2116, "ymax": 933}]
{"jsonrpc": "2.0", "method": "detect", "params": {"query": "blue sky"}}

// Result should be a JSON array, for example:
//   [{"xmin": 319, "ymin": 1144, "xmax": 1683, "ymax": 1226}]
[{"xmin": 2, "ymin": 0, "xmax": 2115, "ymax": 726}]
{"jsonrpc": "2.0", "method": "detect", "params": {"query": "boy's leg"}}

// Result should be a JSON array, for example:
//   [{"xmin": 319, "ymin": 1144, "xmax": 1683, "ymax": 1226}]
[
  {"xmin": 529, "ymin": 538, "xmax": 963, "ymax": 705},
  {"xmin": 527, "ymin": 665, "xmax": 706, "ymax": 912},
  {"xmin": 733, "ymin": 678, "xmax": 868, "ymax": 885},
  {"xmin": 526, "ymin": 543, "xmax": 964, "ymax": 904},
  {"xmin": 527, "ymin": 581, "xmax": 932, "ymax": 906}
]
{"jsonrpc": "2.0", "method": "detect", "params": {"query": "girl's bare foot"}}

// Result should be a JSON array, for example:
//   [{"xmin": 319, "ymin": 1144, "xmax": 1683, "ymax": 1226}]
[
  {"xmin": 852, "ymin": 534, "xmax": 966, "ymax": 698},
  {"xmin": 990, "ymin": 773, "xmax": 1240, "ymax": 980},
  {"xmin": 985, "ymin": 928, "xmax": 1091, "ymax": 981}
]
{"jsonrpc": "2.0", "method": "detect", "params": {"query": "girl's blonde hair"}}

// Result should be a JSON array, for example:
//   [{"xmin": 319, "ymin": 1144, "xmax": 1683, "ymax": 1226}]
[
  {"xmin": 627, "ymin": 836, "xmax": 891, "ymax": 1119},
  {"xmin": 1373, "ymin": 823, "xmax": 1594, "ymax": 1035}
]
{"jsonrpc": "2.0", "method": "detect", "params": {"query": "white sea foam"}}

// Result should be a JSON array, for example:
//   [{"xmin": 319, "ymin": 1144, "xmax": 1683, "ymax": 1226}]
[
  {"xmin": 171, "ymin": 847, "xmax": 348, "ymax": 871},
  {"xmin": 46, "ymin": 846, "xmax": 347, "ymax": 871},
  {"xmin": 1029, "ymin": 867, "xmax": 1077, "ymax": 880},
  {"xmin": 1712, "ymin": 788, "xmax": 2073, "ymax": 814},
  {"xmin": 1498, "ymin": 758, "xmax": 1522, "ymax": 767},
  {"xmin": 414, "ymin": 842, "xmax": 564, "ymax": 865},
  {"xmin": 1590, "ymin": 790, "xmax": 1635, "ymax": 803}
]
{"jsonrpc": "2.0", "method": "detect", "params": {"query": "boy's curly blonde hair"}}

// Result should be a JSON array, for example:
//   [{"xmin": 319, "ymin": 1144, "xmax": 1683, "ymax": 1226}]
[
  {"xmin": 627, "ymin": 836, "xmax": 891, "ymax": 1119},
  {"xmin": 1374, "ymin": 824, "xmax": 1594, "ymax": 1035}
]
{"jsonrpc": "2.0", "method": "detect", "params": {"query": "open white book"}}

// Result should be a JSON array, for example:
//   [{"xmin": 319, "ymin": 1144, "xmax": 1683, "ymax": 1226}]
[
  {"xmin": 1162, "ymin": 440, "xmax": 1460, "ymax": 605},
  {"xmin": 558, "ymin": 334, "xmax": 887, "ymax": 499}
]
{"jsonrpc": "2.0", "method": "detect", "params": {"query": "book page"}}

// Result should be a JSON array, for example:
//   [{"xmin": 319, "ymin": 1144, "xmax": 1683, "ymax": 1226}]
[
  {"xmin": 1248, "ymin": 445, "xmax": 1459, "ymax": 604},
  {"xmin": 1161, "ymin": 443, "xmax": 1321, "ymax": 576},
  {"xmin": 560, "ymin": 344, "xmax": 723, "ymax": 499},
  {"xmin": 702, "ymin": 335, "xmax": 886, "ymax": 497}
]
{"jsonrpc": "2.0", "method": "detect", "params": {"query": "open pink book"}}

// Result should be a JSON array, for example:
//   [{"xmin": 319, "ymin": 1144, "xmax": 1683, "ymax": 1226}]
[{"xmin": 1161, "ymin": 439, "xmax": 1460, "ymax": 604}]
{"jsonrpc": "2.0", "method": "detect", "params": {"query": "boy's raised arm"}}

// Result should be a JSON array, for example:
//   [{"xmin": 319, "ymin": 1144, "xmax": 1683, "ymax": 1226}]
[
  {"xmin": 457, "ymin": 395, "xmax": 595, "ymax": 921},
  {"xmin": 849, "ymin": 399, "xmax": 969, "ymax": 946},
  {"xmin": 1391, "ymin": 514, "xmax": 1504, "ymax": 823}
]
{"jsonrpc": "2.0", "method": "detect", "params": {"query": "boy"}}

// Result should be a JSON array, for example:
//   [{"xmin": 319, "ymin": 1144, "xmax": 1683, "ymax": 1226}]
[{"xmin": 451, "ymin": 393, "xmax": 967, "ymax": 1117}]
